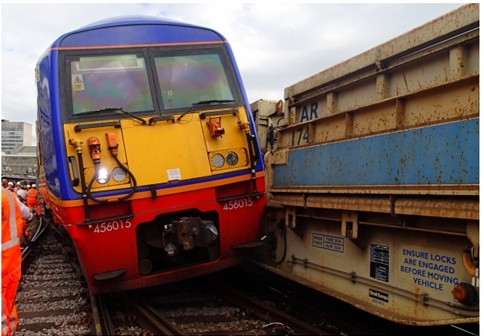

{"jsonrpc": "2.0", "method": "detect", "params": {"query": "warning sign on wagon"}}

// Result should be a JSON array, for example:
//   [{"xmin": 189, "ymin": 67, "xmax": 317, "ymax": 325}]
[
  {"xmin": 370, "ymin": 244, "xmax": 390, "ymax": 283},
  {"xmin": 312, "ymin": 233, "xmax": 344, "ymax": 253}
]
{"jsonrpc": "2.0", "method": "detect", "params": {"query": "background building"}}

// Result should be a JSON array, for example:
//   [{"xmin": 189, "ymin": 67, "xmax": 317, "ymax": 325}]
[
  {"xmin": 2, "ymin": 146, "xmax": 37, "ymax": 181},
  {"xmin": 1, "ymin": 120, "xmax": 33, "ymax": 154},
  {"xmin": 1, "ymin": 120, "xmax": 36, "ymax": 181}
]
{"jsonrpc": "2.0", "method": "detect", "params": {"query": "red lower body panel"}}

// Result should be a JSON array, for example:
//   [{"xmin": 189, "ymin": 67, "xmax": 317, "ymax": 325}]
[{"xmin": 58, "ymin": 178, "xmax": 266, "ymax": 293}]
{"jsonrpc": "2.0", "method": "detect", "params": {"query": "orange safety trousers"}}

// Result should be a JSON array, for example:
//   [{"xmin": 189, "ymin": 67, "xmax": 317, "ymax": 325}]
[
  {"xmin": 1, "ymin": 268, "xmax": 20, "ymax": 336},
  {"xmin": 26, "ymin": 189, "xmax": 40, "ymax": 216},
  {"xmin": 2, "ymin": 188, "xmax": 23, "ymax": 336}
]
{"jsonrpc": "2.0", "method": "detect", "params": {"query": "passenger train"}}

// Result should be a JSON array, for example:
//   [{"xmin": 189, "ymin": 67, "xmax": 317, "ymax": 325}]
[{"xmin": 35, "ymin": 16, "xmax": 266, "ymax": 293}]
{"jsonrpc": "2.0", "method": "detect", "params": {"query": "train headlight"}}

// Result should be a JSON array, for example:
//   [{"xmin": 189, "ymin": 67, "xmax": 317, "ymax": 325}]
[
  {"xmin": 226, "ymin": 152, "xmax": 238, "ymax": 166},
  {"xmin": 211, "ymin": 153, "xmax": 225, "ymax": 168},
  {"xmin": 111, "ymin": 166, "xmax": 127, "ymax": 182},
  {"xmin": 96, "ymin": 167, "xmax": 110, "ymax": 184}
]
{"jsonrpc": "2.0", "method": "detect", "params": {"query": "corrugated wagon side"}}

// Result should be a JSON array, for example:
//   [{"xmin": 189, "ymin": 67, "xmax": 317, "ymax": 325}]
[{"xmin": 256, "ymin": 4, "xmax": 479, "ymax": 325}]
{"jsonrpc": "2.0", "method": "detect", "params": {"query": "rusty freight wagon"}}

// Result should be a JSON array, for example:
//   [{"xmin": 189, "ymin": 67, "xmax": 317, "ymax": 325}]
[{"xmin": 255, "ymin": 4, "xmax": 479, "ymax": 326}]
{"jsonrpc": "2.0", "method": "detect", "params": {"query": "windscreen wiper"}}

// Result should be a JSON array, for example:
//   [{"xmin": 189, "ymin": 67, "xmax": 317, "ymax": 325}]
[
  {"xmin": 194, "ymin": 99, "xmax": 236, "ymax": 105},
  {"xmin": 177, "ymin": 99, "xmax": 236, "ymax": 121},
  {"xmin": 113, "ymin": 108, "xmax": 147, "ymax": 124},
  {"xmin": 79, "ymin": 107, "xmax": 147, "ymax": 125}
]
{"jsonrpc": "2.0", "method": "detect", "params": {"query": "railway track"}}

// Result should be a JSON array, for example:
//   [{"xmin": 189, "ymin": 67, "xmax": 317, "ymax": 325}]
[
  {"xmin": 115, "ymin": 278, "xmax": 327, "ymax": 335},
  {"xmin": 14, "ymin": 218, "xmax": 479, "ymax": 336},
  {"xmin": 226, "ymin": 264, "xmax": 480, "ymax": 336},
  {"xmin": 14, "ymin": 221, "xmax": 329, "ymax": 335},
  {"xmin": 15, "ymin": 217, "xmax": 91, "ymax": 336}
]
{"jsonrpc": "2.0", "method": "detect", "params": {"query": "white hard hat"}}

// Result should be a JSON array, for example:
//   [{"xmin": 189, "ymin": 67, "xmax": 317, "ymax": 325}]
[
  {"xmin": 16, "ymin": 182, "xmax": 21, "ymax": 186},
  {"xmin": 27, "ymin": 184, "xmax": 31, "ymax": 188},
  {"xmin": 17, "ymin": 189, "xmax": 27, "ymax": 199},
  {"xmin": 8, "ymin": 182, "xmax": 13, "ymax": 186},
  {"xmin": 32, "ymin": 184, "xmax": 36, "ymax": 188}
]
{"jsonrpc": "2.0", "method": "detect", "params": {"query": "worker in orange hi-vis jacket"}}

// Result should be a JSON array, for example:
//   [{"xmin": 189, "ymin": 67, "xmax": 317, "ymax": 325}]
[
  {"xmin": 2, "ymin": 187, "xmax": 31, "ymax": 336},
  {"xmin": 26, "ymin": 184, "xmax": 40, "ymax": 216}
]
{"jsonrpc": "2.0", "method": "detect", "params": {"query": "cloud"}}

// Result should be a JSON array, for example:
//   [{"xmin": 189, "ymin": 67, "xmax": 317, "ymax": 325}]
[{"xmin": 1, "ymin": 3, "xmax": 465, "ymax": 144}]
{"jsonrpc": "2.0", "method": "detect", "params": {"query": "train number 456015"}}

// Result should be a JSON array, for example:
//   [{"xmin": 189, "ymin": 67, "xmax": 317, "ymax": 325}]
[
  {"xmin": 93, "ymin": 219, "xmax": 132, "ymax": 233},
  {"xmin": 223, "ymin": 198, "xmax": 254, "ymax": 210}
]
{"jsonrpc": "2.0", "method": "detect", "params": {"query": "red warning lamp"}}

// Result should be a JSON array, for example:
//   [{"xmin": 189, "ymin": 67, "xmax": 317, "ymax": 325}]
[{"xmin": 452, "ymin": 282, "xmax": 479, "ymax": 306}]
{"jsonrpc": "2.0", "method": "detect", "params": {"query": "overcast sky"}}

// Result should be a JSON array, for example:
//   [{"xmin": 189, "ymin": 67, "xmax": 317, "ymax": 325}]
[{"xmin": 1, "ymin": 3, "xmax": 467, "ymax": 144}]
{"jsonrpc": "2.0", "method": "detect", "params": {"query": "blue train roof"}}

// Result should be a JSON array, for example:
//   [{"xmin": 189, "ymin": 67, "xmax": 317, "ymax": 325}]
[
  {"xmin": 50, "ymin": 15, "xmax": 226, "ymax": 49},
  {"xmin": 79, "ymin": 15, "xmax": 197, "ymax": 30}
]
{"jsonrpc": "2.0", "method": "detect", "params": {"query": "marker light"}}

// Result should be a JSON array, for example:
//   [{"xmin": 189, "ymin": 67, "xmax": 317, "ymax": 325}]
[
  {"xmin": 211, "ymin": 154, "xmax": 225, "ymax": 168},
  {"xmin": 226, "ymin": 152, "xmax": 238, "ymax": 166},
  {"xmin": 111, "ymin": 166, "xmax": 127, "ymax": 182}
]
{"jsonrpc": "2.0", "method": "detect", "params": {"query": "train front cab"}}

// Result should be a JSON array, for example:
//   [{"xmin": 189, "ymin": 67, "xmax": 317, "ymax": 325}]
[{"xmin": 35, "ymin": 17, "xmax": 267, "ymax": 293}]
